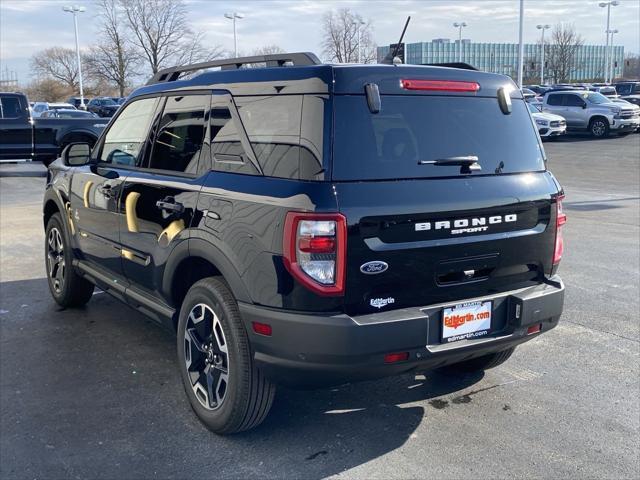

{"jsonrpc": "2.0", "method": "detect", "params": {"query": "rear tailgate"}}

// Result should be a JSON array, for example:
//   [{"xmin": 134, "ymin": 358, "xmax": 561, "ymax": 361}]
[
  {"xmin": 331, "ymin": 75, "xmax": 560, "ymax": 316},
  {"xmin": 335, "ymin": 174, "xmax": 558, "ymax": 315}
]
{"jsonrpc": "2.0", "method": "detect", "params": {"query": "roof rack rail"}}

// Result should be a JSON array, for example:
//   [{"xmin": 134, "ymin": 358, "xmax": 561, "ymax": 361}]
[
  {"xmin": 423, "ymin": 62, "xmax": 478, "ymax": 71},
  {"xmin": 146, "ymin": 52, "xmax": 322, "ymax": 85}
]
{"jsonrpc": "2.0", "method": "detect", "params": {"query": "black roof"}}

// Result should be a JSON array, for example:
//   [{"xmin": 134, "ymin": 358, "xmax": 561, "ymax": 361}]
[{"xmin": 129, "ymin": 52, "xmax": 520, "ymax": 101}]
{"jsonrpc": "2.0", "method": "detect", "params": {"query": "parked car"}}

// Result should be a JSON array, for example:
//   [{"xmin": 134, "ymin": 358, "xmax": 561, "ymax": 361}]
[
  {"xmin": 66, "ymin": 96, "xmax": 88, "ymax": 109},
  {"xmin": 31, "ymin": 102, "xmax": 77, "ymax": 118},
  {"xmin": 542, "ymin": 90, "xmax": 639, "ymax": 137},
  {"xmin": 40, "ymin": 109, "xmax": 98, "ymax": 119},
  {"xmin": 589, "ymin": 85, "xmax": 618, "ymax": 98},
  {"xmin": 524, "ymin": 85, "xmax": 550, "ymax": 95},
  {"xmin": 0, "ymin": 92, "xmax": 108, "ymax": 164},
  {"xmin": 521, "ymin": 88, "xmax": 541, "ymax": 103},
  {"xmin": 42, "ymin": 52, "xmax": 566, "ymax": 434},
  {"xmin": 614, "ymin": 81, "xmax": 640, "ymax": 98},
  {"xmin": 528, "ymin": 103, "xmax": 566, "ymax": 139},
  {"xmin": 618, "ymin": 95, "xmax": 640, "ymax": 108},
  {"xmin": 87, "ymin": 97, "xmax": 120, "ymax": 117}
]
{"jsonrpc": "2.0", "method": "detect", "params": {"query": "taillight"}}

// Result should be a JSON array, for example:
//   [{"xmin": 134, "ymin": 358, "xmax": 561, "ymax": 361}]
[
  {"xmin": 553, "ymin": 194, "xmax": 567, "ymax": 265},
  {"xmin": 400, "ymin": 79, "xmax": 480, "ymax": 92},
  {"xmin": 283, "ymin": 212, "xmax": 347, "ymax": 296}
]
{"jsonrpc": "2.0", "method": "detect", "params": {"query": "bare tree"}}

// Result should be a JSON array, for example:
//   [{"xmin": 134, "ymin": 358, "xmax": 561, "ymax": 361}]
[
  {"xmin": 322, "ymin": 9, "xmax": 376, "ymax": 64},
  {"xmin": 24, "ymin": 78, "xmax": 73, "ymax": 102},
  {"xmin": 86, "ymin": 0, "xmax": 139, "ymax": 97},
  {"xmin": 545, "ymin": 23, "xmax": 584, "ymax": 83},
  {"xmin": 121, "ymin": 0, "xmax": 224, "ymax": 74},
  {"xmin": 31, "ymin": 47, "xmax": 84, "ymax": 89}
]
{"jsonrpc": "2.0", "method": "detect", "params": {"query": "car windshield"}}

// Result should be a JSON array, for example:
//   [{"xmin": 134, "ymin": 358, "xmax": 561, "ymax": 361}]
[
  {"xmin": 583, "ymin": 92, "xmax": 611, "ymax": 104},
  {"xmin": 100, "ymin": 99, "xmax": 117, "ymax": 106},
  {"xmin": 333, "ymin": 95, "xmax": 544, "ymax": 180},
  {"xmin": 528, "ymin": 103, "xmax": 542, "ymax": 113}
]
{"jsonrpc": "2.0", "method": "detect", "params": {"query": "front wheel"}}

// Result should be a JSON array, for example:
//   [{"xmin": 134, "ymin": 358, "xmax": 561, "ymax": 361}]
[
  {"xmin": 177, "ymin": 277, "xmax": 275, "ymax": 434},
  {"xmin": 45, "ymin": 213, "xmax": 94, "ymax": 307},
  {"xmin": 589, "ymin": 118, "xmax": 610, "ymax": 138},
  {"xmin": 438, "ymin": 347, "xmax": 516, "ymax": 374}
]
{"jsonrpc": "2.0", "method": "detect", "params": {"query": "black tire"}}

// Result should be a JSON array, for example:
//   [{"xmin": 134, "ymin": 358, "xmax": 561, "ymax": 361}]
[
  {"xmin": 589, "ymin": 117, "xmax": 610, "ymax": 138},
  {"xmin": 177, "ymin": 277, "xmax": 275, "ymax": 434},
  {"xmin": 45, "ymin": 213, "xmax": 94, "ymax": 307},
  {"xmin": 439, "ymin": 347, "xmax": 516, "ymax": 374}
]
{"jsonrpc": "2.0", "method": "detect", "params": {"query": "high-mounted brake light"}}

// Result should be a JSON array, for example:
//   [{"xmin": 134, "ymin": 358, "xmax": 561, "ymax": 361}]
[
  {"xmin": 400, "ymin": 79, "xmax": 480, "ymax": 92},
  {"xmin": 283, "ymin": 212, "xmax": 347, "ymax": 296},
  {"xmin": 553, "ymin": 194, "xmax": 567, "ymax": 265}
]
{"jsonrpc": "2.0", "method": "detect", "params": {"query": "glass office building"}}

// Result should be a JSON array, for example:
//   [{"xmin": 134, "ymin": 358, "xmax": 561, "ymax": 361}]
[{"xmin": 378, "ymin": 40, "xmax": 624, "ymax": 82}]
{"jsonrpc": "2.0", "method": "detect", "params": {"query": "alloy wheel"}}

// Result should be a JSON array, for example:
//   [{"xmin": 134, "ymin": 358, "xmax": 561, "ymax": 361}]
[
  {"xmin": 47, "ymin": 227, "xmax": 65, "ymax": 294},
  {"xmin": 184, "ymin": 303, "xmax": 230, "ymax": 410},
  {"xmin": 592, "ymin": 120, "xmax": 606, "ymax": 137}
]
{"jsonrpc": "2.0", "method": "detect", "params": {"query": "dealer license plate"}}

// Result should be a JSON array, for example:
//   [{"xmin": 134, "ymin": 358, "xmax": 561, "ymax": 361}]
[{"xmin": 442, "ymin": 301, "xmax": 492, "ymax": 343}]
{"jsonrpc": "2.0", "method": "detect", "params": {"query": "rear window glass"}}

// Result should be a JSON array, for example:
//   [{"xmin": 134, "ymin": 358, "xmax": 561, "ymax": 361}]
[{"xmin": 332, "ymin": 95, "xmax": 544, "ymax": 181}]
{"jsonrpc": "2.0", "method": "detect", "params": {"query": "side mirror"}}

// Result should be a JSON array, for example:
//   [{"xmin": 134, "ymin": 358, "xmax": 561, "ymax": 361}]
[{"xmin": 62, "ymin": 142, "xmax": 91, "ymax": 166}]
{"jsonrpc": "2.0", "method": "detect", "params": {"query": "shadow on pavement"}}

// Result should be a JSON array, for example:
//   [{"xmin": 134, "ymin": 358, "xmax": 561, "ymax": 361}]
[{"xmin": 0, "ymin": 277, "xmax": 483, "ymax": 479}]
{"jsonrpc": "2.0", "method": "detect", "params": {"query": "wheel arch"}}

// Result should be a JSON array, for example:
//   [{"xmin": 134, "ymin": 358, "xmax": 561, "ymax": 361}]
[
  {"xmin": 163, "ymin": 238, "xmax": 252, "ymax": 328},
  {"xmin": 588, "ymin": 115, "xmax": 610, "ymax": 127}
]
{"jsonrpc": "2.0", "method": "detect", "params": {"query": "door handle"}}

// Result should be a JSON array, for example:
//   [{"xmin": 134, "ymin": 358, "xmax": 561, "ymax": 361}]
[{"xmin": 156, "ymin": 198, "xmax": 184, "ymax": 213}]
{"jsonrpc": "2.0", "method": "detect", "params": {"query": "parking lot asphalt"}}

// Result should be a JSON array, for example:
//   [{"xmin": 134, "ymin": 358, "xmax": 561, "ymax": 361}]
[{"xmin": 1, "ymin": 134, "xmax": 639, "ymax": 479}]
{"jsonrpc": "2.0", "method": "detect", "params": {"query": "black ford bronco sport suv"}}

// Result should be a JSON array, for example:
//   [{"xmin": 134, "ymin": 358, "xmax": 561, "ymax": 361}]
[{"xmin": 43, "ymin": 52, "xmax": 565, "ymax": 434}]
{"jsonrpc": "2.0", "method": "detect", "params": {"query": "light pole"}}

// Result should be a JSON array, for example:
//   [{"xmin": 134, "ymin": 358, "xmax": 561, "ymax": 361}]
[
  {"xmin": 608, "ymin": 29, "xmax": 619, "ymax": 81},
  {"xmin": 224, "ymin": 12, "xmax": 244, "ymax": 58},
  {"xmin": 453, "ymin": 22, "xmax": 468, "ymax": 62},
  {"xmin": 517, "ymin": 0, "xmax": 524, "ymax": 88},
  {"xmin": 62, "ymin": 5, "xmax": 85, "ymax": 109},
  {"xmin": 599, "ymin": 1, "xmax": 619, "ymax": 83},
  {"xmin": 353, "ymin": 19, "xmax": 366, "ymax": 63},
  {"xmin": 536, "ymin": 24, "xmax": 550, "ymax": 85}
]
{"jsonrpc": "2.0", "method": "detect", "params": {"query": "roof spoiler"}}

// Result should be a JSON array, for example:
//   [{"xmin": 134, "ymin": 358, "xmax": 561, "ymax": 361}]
[
  {"xmin": 423, "ymin": 62, "xmax": 478, "ymax": 71},
  {"xmin": 146, "ymin": 52, "xmax": 322, "ymax": 85}
]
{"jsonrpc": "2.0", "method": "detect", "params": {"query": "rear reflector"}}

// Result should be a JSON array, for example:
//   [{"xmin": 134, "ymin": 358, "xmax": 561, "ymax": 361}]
[
  {"xmin": 384, "ymin": 352, "xmax": 410, "ymax": 364},
  {"xmin": 527, "ymin": 324, "xmax": 542, "ymax": 335},
  {"xmin": 400, "ymin": 79, "xmax": 480, "ymax": 92},
  {"xmin": 252, "ymin": 322, "xmax": 272, "ymax": 336}
]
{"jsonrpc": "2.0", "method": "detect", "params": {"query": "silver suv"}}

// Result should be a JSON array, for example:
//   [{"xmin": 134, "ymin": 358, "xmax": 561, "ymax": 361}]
[{"xmin": 543, "ymin": 90, "xmax": 639, "ymax": 138}]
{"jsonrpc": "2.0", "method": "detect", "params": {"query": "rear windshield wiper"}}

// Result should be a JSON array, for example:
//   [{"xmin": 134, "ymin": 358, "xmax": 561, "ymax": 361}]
[{"xmin": 418, "ymin": 156, "xmax": 481, "ymax": 173}]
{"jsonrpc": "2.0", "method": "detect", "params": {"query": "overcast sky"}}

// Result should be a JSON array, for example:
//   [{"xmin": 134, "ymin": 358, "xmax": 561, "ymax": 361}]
[{"xmin": 1, "ymin": 0, "xmax": 638, "ymax": 84}]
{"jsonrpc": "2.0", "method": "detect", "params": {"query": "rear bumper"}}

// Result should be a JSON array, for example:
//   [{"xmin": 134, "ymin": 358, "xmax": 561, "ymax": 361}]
[{"xmin": 240, "ymin": 277, "xmax": 564, "ymax": 387}]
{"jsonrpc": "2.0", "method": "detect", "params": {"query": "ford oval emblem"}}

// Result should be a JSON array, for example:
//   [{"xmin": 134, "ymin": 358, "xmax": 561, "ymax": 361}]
[{"xmin": 360, "ymin": 261, "xmax": 389, "ymax": 275}]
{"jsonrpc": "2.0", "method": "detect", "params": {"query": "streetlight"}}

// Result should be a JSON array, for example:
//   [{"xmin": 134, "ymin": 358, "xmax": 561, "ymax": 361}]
[
  {"xmin": 453, "ymin": 22, "xmax": 468, "ymax": 63},
  {"xmin": 224, "ymin": 12, "xmax": 244, "ymax": 58},
  {"xmin": 62, "ymin": 5, "xmax": 85, "ymax": 109},
  {"xmin": 516, "ymin": 0, "xmax": 524, "ymax": 88},
  {"xmin": 599, "ymin": 1, "xmax": 619, "ymax": 83},
  {"xmin": 608, "ymin": 29, "xmax": 619, "ymax": 81},
  {"xmin": 353, "ymin": 19, "xmax": 366, "ymax": 63},
  {"xmin": 536, "ymin": 24, "xmax": 551, "ymax": 85}
]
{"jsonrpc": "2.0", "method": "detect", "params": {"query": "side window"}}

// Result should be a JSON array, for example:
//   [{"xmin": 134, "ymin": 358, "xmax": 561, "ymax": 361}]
[
  {"xmin": 210, "ymin": 95, "xmax": 260, "ymax": 176},
  {"xmin": 565, "ymin": 94, "xmax": 584, "ymax": 107},
  {"xmin": 617, "ymin": 84, "xmax": 630, "ymax": 95},
  {"xmin": 235, "ymin": 95, "xmax": 302, "ymax": 179},
  {"xmin": 147, "ymin": 94, "xmax": 207, "ymax": 174},
  {"xmin": 100, "ymin": 97, "xmax": 159, "ymax": 166},
  {"xmin": 0, "ymin": 96, "xmax": 25, "ymax": 119},
  {"xmin": 546, "ymin": 94, "xmax": 562, "ymax": 106}
]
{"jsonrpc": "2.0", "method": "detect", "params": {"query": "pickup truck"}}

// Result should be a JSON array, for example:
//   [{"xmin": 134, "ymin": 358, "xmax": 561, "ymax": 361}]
[{"xmin": 0, "ymin": 92, "xmax": 108, "ymax": 165}]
